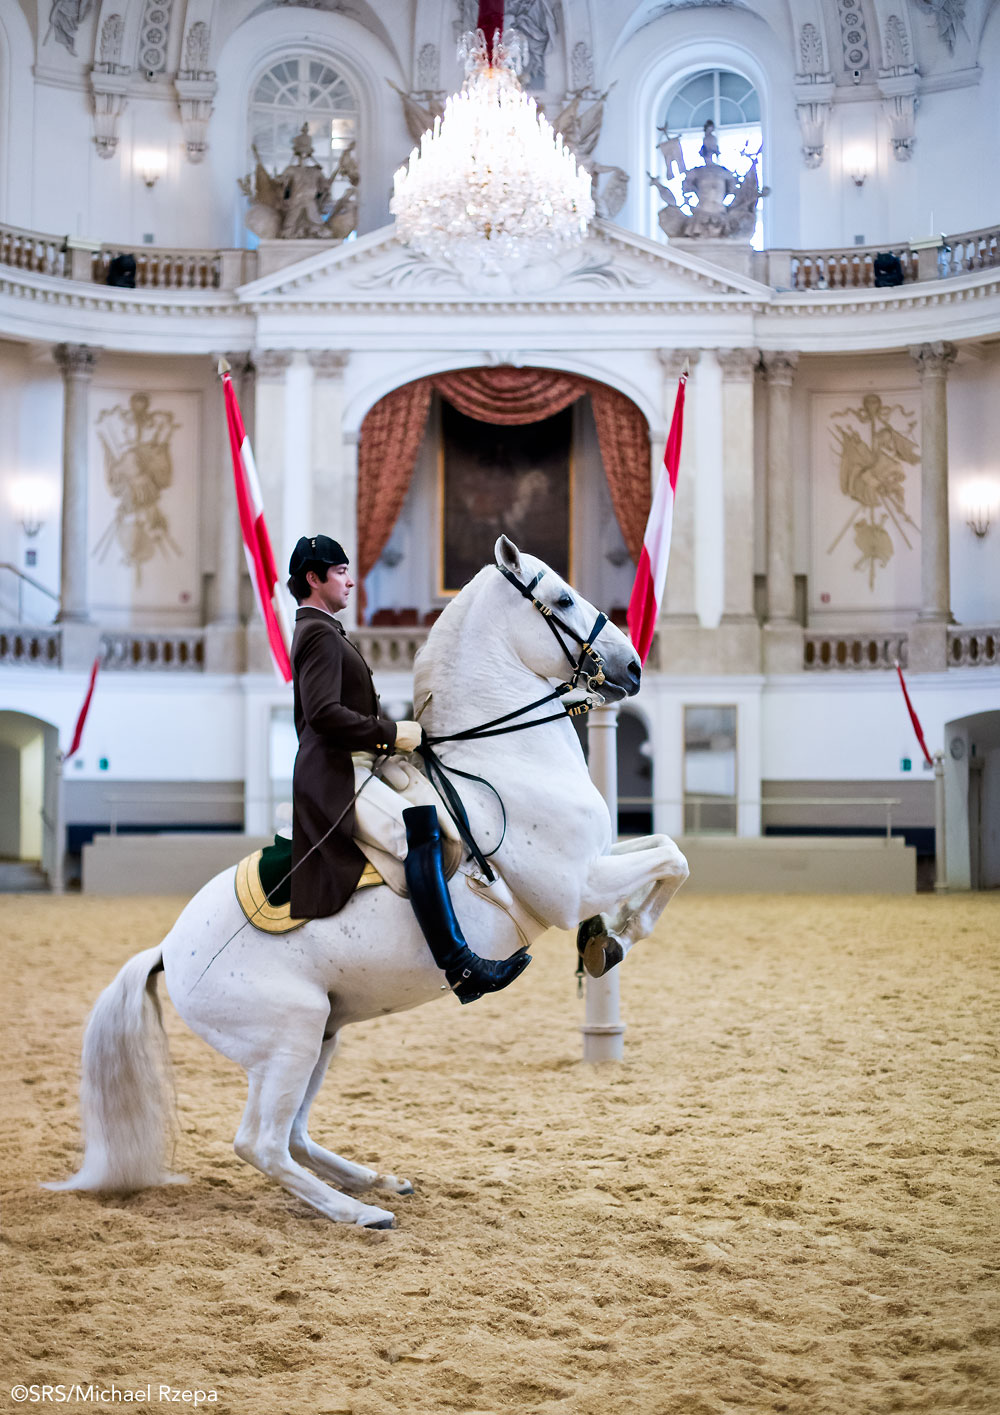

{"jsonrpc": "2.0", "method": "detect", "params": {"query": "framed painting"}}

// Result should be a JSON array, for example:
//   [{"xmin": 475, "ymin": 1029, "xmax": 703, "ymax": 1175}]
[{"xmin": 439, "ymin": 400, "xmax": 573, "ymax": 594}]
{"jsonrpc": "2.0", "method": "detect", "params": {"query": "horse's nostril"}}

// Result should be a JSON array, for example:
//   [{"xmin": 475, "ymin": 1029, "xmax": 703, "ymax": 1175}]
[{"xmin": 627, "ymin": 659, "xmax": 641, "ymax": 683}]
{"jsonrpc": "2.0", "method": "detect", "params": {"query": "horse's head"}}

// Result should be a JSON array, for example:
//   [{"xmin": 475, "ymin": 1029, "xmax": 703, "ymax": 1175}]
[{"xmin": 493, "ymin": 536, "xmax": 641, "ymax": 702}]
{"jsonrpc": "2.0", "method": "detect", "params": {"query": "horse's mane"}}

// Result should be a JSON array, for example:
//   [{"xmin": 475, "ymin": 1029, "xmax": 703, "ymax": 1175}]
[{"xmin": 413, "ymin": 566, "xmax": 492, "ymax": 693}]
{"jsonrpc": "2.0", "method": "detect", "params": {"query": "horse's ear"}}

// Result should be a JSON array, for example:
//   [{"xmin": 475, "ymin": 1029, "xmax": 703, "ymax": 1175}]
[{"xmin": 495, "ymin": 536, "xmax": 522, "ymax": 576}]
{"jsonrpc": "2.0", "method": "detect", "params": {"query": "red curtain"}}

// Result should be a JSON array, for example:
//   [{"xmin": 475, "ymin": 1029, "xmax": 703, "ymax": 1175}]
[
  {"xmin": 355, "ymin": 366, "xmax": 651, "ymax": 611},
  {"xmin": 356, "ymin": 378, "xmax": 433, "ymax": 597}
]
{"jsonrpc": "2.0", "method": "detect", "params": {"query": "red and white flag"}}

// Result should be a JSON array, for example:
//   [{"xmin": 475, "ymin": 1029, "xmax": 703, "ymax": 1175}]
[
  {"xmin": 627, "ymin": 372, "xmax": 687, "ymax": 665},
  {"xmin": 64, "ymin": 655, "xmax": 100, "ymax": 760},
  {"xmin": 895, "ymin": 661, "xmax": 934, "ymax": 767},
  {"xmin": 219, "ymin": 359, "xmax": 292, "ymax": 683}
]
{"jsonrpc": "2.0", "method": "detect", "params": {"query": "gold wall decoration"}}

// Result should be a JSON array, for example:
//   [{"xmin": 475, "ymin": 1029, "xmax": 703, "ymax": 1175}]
[
  {"xmin": 93, "ymin": 393, "xmax": 181, "ymax": 586},
  {"xmin": 826, "ymin": 393, "xmax": 920, "ymax": 590}
]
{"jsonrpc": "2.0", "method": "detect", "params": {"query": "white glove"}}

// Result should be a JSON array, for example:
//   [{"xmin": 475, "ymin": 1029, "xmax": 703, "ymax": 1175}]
[{"xmin": 394, "ymin": 719, "xmax": 422, "ymax": 753}]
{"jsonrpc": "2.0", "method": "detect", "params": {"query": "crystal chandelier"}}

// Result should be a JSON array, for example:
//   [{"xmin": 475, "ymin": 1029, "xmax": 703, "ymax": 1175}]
[{"xmin": 390, "ymin": 6, "xmax": 595, "ymax": 270}]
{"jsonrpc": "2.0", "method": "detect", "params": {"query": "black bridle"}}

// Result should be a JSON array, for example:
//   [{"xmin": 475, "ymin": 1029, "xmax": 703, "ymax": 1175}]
[{"xmin": 417, "ymin": 564, "xmax": 618, "ymax": 882}]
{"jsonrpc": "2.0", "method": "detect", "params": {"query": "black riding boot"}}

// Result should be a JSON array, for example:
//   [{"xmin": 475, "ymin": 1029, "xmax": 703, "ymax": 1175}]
[{"xmin": 403, "ymin": 805, "xmax": 531, "ymax": 1005}]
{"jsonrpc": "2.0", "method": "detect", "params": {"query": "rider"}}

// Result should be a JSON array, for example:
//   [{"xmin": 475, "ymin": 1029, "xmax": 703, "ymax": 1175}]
[{"xmin": 286, "ymin": 534, "xmax": 531, "ymax": 1004}]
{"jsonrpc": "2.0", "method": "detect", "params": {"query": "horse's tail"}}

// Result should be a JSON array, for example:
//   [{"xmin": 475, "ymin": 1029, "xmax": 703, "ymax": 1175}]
[{"xmin": 44, "ymin": 943, "xmax": 185, "ymax": 1194}]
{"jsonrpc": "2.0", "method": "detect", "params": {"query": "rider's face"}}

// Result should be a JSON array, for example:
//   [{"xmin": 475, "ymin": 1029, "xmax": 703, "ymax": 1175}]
[{"xmin": 309, "ymin": 563, "xmax": 353, "ymax": 613}]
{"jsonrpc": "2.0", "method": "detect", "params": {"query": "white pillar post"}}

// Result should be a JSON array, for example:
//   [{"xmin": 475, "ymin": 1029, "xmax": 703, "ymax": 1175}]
[
  {"xmin": 307, "ymin": 349, "xmax": 350, "ymax": 540},
  {"xmin": 248, "ymin": 349, "xmax": 293, "ymax": 672},
  {"xmin": 205, "ymin": 351, "xmax": 253, "ymax": 673},
  {"xmin": 908, "ymin": 341, "xmax": 957, "ymax": 672},
  {"xmin": 760, "ymin": 350, "xmax": 802, "ymax": 673},
  {"xmin": 716, "ymin": 348, "xmax": 760, "ymax": 624},
  {"xmin": 54, "ymin": 343, "xmax": 102, "ymax": 671},
  {"xmin": 582, "ymin": 703, "xmax": 624, "ymax": 1063},
  {"xmin": 656, "ymin": 349, "xmax": 700, "ymax": 624},
  {"xmin": 54, "ymin": 343, "xmax": 98, "ymax": 624}
]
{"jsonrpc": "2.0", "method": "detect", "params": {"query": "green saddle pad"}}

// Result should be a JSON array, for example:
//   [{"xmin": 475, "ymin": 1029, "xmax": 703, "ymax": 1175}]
[{"xmin": 258, "ymin": 833, "xmax": 293, "ymax": 907}]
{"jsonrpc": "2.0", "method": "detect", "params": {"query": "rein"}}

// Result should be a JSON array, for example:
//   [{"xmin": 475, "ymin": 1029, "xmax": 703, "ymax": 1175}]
[{"xmin": 416, "ymin": 565, "xmax": 616, "ymax": 883}]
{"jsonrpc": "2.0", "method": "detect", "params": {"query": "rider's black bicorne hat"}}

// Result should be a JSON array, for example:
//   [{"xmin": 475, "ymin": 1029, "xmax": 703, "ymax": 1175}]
[{"xmin": 288, "ymin": 535, "xmax": 349, "ymax": 576}]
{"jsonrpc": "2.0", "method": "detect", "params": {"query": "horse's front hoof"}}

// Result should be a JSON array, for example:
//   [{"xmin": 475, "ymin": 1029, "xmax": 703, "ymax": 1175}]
[
  {"xmin": 356, "ymin": 1204, "xmax": 396, "ymax": 1228},
  {"xmin": 582, "ymin": 935, "xmax": 624, "ymax": 978}
]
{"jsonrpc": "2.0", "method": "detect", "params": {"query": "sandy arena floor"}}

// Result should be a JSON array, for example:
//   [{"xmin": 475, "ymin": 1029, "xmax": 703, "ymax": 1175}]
[{"xmin": 1, "ymin": 892, "xmax": 998, "ymax": 1415}]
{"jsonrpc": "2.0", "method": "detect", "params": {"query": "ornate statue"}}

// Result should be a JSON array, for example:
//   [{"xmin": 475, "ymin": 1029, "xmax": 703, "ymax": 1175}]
[
  {"xmin": 649, "ymin": 121, "xmax": 768, "ymax": 240},
  {"xmin": 239, "ymin": 125, "xmax": 358, "ymax": 242},
  {"xmin": 549, "ymin": 88, "xmax": 629, "ymax": 221}
]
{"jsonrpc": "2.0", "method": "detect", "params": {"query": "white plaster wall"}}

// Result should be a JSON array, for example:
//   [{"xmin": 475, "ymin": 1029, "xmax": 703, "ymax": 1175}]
[
  {"xmin": 762, "ymin": 671, "xmax": 998, "ymax": 782},
  {"xmin": 948, "ymin": 353, "xmax": 1000, "ymax": 626},
  {"xmin": 0, "ymin": 670, "xmax": 246, "ymax": 779}
]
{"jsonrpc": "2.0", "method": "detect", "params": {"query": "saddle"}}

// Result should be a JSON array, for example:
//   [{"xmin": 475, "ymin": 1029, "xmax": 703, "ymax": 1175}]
[{"xmin": 234, "ymin": 834, "xmax": 383, "ymax": 936}]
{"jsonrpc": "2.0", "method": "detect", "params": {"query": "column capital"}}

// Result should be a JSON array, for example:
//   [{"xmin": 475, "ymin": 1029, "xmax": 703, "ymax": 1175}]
[
  {"xmin": 307, "ymin": 350, "xmax": 349, "ymax": 380},
  {"xmin": 219, "ymin": 350, "xmax": 255, "ymax": 380},
  {"xmin": 716, "ymin": 347, "xmax": 760, "ymax": 381},
  {"xmin": 253, "ymin": 348, "xmax": 294, "ymax": 379},
  {"xmin": 759, "ymin": 350, "xmax": 798, "ymax": 386},
  {"xmin": 54, "ymin": 343, "xmax": 99, "ymax": 380},
  {"xmin": 909, "ymin": 341, "xmax": 957, "ymax": 377},
  {"xmin": 657, "ymin": 348, "xmax": 701, "ymax": 378}
]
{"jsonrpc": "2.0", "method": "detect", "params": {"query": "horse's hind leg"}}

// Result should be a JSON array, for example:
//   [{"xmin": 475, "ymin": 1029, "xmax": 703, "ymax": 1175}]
[
  {"xmin": 289, "ymin": 1033, "xmax": 413, "ymax": 1197},
  {"xmin": 234, "ymin": 1045, "xmax": 397, "ymax": 1227}
]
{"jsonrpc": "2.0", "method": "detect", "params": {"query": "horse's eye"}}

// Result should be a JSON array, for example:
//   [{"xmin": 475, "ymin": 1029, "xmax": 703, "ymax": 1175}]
[{"xmin": 556, "ymin": 593, "xmax": 573, "ymax": 609}]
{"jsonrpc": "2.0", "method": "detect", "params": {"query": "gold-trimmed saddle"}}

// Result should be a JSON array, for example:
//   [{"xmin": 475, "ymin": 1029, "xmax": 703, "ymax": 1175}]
[{"xmin": 234, "ymin": 837, "xmax": 383, "ymax": 936}]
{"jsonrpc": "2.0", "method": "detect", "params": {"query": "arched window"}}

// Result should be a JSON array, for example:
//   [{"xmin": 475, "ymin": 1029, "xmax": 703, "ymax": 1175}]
[
  {"xmin": 249, "ymin": 55, "xmax": 358, "ymax": 191},
  {"xmin": 654, "ymin": 68, "xmax": 764, "ymax": 249}
]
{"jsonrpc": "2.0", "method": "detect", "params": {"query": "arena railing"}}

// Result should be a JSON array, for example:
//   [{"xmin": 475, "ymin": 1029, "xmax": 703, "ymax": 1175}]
[
  {"xmin": 2, "ymin": 219, "xmax": 999, "ymax": 294},
  {"xmin": 621, "ymin": 794, "xmax": 904, "ymax": 839}
]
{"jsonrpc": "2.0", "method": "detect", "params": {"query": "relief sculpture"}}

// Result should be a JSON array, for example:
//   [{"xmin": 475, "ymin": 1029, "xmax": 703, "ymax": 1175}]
[
  {"xmin": 93, "ymin": 393, "xmax": 181, "ymax": 586},
  {"xmin": 826, "ymin": 394, "xmax": 920, "ymax": 589}
]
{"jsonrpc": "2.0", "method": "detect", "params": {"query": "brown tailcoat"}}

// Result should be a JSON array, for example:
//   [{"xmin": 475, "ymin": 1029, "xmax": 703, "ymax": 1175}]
[{"xmin": 290, "ymin": 607, "xmax": 396, "ymax": 918}]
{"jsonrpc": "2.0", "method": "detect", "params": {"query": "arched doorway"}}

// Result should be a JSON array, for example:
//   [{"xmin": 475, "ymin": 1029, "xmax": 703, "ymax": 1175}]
[
  {"xmin": 0, "ymin": 711, "xmax": 60, "ymax": 890},
  {"xmin": 944, "ymin": 711, "xmax": 1000, "ymax": 890}
]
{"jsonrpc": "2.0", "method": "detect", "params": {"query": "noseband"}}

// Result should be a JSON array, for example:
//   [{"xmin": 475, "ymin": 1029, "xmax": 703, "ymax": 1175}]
[{"xmin": 495, "ymin": 563, "xmax": 610, "ymax": 695}]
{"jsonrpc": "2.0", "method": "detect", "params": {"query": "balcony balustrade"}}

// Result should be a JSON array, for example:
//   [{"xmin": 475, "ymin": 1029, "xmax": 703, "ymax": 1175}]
[{"xmin": 2, "ymin": 219, "xmax": 999, "ymax": 294}]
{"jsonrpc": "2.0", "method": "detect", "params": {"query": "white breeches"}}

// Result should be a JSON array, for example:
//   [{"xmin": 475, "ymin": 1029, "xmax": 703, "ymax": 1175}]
[{"xmin": 351, "ymin": 753, "xmax": 461, "ymax": 863}]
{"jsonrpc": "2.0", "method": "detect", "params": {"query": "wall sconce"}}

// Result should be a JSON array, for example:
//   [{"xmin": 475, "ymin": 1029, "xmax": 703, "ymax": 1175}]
[
  {"xmin": 12, "ymin": 480, "xmax": 46, "ymax": 537},
  {"xmin": 844, "ymin": 146, "xmax": 873, "ymax": 188},
  {"xmin": 959, "ymin": 479, "xmax": 998, "ymax": 539},
  {"xmin": 136, "ymin": 149, "xmax": 167, "ymax": 188}
]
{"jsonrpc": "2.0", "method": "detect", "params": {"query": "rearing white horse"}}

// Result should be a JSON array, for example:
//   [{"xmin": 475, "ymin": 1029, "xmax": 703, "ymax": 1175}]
[{"xmin": 49, "ymin": 538, "xmax": 688, "ymax": 1228}]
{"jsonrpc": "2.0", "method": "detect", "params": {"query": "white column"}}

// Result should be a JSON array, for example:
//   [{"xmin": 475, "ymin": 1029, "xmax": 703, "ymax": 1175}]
[
  {"xmin": 216, "ymin": 352, "xmax": 253, "ymax": 626},
  {"xmin": 205, "ymin": 351, "xmax": 253, "ymax": 674},
  {"xmin": 760, "ymin": 351, "xmax": 798, "ymax": 624},
  {"xmin": 716, "ymin": 349, "xmax": 760, "ymax": 624},
  {"xmin": 582, "ymin": 703, "xmax": 624, "ymax": 1063},
  {"xmin": 910, "ymin": 341, "xmax": 956, "ymax": 625},
  {"xmin": 247, "ymin": 349, "xmax": 293, "ymax": 673},
  {"xmin": 656, "ymin": 349, "xmax": 700, "ymax": 624},
  {"xmin": 760, "ymin": 351, "xmax": 802, "ymax": 673},
  {"xmin": 54, "ymin": 343, "xmax": 98, "ymax": 624},
  {"xmin": 307, "ymin": 350, "xmax": 350, "ymax": 542},
  {"xmin": 907, "ymin": 341, "xmax": 956, "ymax": 673}
]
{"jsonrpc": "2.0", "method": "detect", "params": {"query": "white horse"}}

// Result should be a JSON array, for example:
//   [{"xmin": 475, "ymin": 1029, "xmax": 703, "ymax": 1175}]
[{"xmin": 49, "ymin": 538, "xmax": 688, "ymax": 1228}]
